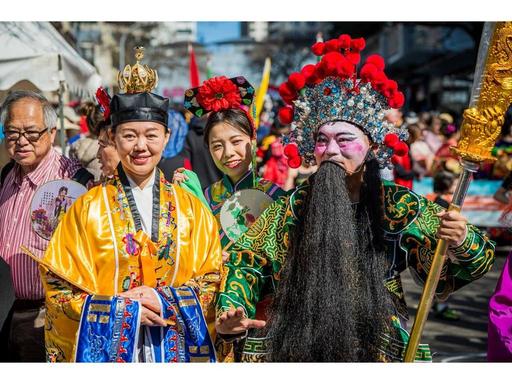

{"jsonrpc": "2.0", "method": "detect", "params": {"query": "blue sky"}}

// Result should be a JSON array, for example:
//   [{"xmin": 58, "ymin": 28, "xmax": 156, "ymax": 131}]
[{"xmin": 197, "ymin": 22, "xmax": 240, "ymax": 44}]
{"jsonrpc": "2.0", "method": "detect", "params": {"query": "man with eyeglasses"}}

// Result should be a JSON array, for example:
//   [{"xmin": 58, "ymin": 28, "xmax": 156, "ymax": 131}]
[{"xmin": 0, "ymin": 90, "xmax": 93, "ymax": 362}]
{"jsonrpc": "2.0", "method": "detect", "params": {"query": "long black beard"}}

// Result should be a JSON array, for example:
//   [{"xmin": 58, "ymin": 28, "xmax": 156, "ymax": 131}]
[{"xmin": 267, "ymin": 159, "xmax": 394, "ymax": 362}]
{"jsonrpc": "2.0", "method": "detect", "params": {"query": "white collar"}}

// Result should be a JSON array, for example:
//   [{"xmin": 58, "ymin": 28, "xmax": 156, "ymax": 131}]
[{"xmin": 125, "ymin": 168, "xmax": 157, "ymax": 191}]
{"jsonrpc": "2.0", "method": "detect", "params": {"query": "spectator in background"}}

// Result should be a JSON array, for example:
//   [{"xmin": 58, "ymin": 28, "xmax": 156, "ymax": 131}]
[
  {"xmin": 161, "ymin": 106, "xmax": 189, "ymax": 159},
  {"xmin": 385, "ymin": 108, "xmax": 404, "ymax": 128},
  {"xmin": 432, "ymin": 116, "xmax": 461, "ymax": 176},
  {"xmin": 96, "ymin": 118, "xmax": 119, "ymax": 180},
  {"xmin": 423, "ymin": 114, "xmax": 445, "ymax": 154},
  {"xmin": 158, "ymin": 107, "xmax": 191, "ymax": 181},
  {"xmin": 260, "ymin": 123, "xmax": 290, "ymax": 189},
  {"xmin": 408, "ymin": 123, "xmax": 435, "ymax": 178},
  {"xmin": 491, "ymin": 103, "xmax": 512, "ymax": 179},
  {"xmin": 493, "ymin": 170, "xmax": 512, "ymax": 205},
  {"xmin": 178, "ymin": 115, "xmax": 222, "ymax": 189},
  {"xmin": 68, "ymin": 102, "xmax": 102, "ymax": 181},
  {"xmin": 0, "ymin": 91, "xmax": 92, "ymax": 362}
]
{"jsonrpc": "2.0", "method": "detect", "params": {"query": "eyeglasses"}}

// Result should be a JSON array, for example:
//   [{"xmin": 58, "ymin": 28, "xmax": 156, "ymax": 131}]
[{"xmin": 3, "ymin": 128, "xmax": 49, "ymax": 143}]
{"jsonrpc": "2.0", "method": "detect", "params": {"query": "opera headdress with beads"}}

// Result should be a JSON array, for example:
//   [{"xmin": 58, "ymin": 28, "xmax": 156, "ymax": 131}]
[
  {"xmin": 278, "ymin": 34, "xmax": 409, "ymax": 169},
  {"xmin": 108, "ymin": 46, "xmax": 169, "ymax": 129}
]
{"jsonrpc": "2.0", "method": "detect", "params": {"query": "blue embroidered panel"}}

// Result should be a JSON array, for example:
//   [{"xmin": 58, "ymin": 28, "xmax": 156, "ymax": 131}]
[
  {"xmin": 157, "ymin": 286, "xmax": 216, "ymax": 362},
  {"xmin": 75, "ymin": 295, "xmax": 140, "ymax": 362}
]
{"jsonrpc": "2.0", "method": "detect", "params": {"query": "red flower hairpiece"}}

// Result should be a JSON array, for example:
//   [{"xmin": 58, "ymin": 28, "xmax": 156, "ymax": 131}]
[{"xmin": 196, "ymin": 76, "xmax": 242, "ymax": 112}]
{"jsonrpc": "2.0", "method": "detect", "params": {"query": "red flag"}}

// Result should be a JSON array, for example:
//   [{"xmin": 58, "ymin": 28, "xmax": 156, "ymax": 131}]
[{"xmin": 188, "ymin": 43, "xmax": 200, "ymax": 88}]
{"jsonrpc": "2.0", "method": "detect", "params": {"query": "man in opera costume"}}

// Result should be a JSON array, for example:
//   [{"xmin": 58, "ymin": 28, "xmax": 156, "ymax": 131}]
[
  {"xmin": 37, "ymin": 48, "xmax": 222, "ymax": 362},
  {"xmin": 215, "ymin": 34, "xmax": 496, "ymax": 362}
]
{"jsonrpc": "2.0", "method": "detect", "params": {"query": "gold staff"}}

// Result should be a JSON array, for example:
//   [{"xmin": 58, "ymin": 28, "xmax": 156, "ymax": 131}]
[{"xmin": 404, "ymin": 22, "xmax": 512, "ymax": 362}]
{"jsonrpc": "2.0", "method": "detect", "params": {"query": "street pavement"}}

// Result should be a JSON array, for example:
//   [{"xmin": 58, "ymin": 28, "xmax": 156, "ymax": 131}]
[{"xmin": 402, "ymin": 251, "xmax": 507, "ymax": 362}]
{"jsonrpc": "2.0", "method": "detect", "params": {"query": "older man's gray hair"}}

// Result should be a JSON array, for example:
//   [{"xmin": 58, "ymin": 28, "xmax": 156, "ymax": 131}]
[{"xmin": 0, "ymin": 90, "xmax": 58, "ymax": 131}]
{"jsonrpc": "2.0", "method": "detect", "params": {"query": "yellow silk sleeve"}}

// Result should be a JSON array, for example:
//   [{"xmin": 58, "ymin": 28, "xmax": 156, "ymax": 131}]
[
  {"xmin": 42, "ymin": 185, "xmax": 118, "ymax": 295},
  {"xmin": 40, "ymin": 266, "xmax": 86, "ymax": 362}
]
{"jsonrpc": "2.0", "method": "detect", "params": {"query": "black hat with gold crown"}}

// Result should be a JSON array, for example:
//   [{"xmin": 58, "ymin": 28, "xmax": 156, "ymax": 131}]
[{"xmin": 109, "ymin": 47, "xmax": 169, "ymax": 129}]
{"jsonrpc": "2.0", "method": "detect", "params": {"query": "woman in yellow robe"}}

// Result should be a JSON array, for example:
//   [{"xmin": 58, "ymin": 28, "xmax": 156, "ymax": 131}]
[{"xmin": 38, "ymin": 54, "xmax": 222, "ymax": 362}]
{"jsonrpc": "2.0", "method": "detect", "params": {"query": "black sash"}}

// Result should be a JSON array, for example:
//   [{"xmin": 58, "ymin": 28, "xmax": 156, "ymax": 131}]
[{"xmin": 117, "ymin": 164, "xmax": 161, "ymax": 243}]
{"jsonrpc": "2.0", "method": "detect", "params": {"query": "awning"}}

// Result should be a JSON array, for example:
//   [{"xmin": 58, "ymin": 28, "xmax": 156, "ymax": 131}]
[{"xmin": 0, "ymin": 22, "xmax": 101, "ymax": 96}]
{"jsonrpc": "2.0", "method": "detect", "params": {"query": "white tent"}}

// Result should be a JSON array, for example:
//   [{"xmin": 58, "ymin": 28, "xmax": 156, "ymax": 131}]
[{"xmin": 0, "ymin": 22, "xmax": 101, "ymax": 96}]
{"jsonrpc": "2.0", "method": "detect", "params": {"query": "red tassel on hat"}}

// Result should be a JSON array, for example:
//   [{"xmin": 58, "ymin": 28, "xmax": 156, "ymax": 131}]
[
  {"xmin": 393, "ymin": 141, "xmax": 409, "ymax": 157},
  {"xmin": 384, "ymin": 133, "xmax": 399, "ymax": 148}
]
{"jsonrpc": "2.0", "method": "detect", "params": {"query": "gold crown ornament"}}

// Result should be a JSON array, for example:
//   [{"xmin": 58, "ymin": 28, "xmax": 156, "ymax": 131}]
[{"xmin": 117, "ymin": 46, "xmax": 158, "ymax": 93}]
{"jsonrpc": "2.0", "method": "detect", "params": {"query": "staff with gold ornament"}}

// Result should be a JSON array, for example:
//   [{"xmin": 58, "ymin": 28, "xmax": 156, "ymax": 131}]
[{"xmin": 404, "ymin": 21, "xmax": 512, "ymax": 362}]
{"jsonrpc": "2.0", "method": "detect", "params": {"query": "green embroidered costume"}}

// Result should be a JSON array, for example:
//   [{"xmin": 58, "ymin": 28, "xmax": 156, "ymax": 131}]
[{"xmin": 217, "ymin": 179, "xmax": 496, "ymax": 361}]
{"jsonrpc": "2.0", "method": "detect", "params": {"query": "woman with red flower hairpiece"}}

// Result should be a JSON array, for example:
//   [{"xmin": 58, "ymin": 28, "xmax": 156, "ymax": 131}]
[
  {"xmin": 179, "ymin": 76, "xmax": 287, "ymax": 247},
  {"xmin": 178, "ymin": 75, "xmax": 289, "ymax": 361}
]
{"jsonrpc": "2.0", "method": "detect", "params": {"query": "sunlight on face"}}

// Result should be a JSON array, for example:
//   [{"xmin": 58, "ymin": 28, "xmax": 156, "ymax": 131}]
[
  {"xmin": 313, "ymin": 121, "xmax": 370, "ymax": 173},
  {"xmin": 208, "ymin": 122, "xmax": 252, "ymax": 183},
  {"xmin": 114, "ymin": 121, "xmax": 169, "ymax": 181}
]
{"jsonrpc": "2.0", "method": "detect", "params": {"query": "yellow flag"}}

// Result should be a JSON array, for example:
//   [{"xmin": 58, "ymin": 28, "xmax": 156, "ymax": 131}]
[{"xmin": 253, "ymin": 57, "xmax": 271, "ymax": 128}]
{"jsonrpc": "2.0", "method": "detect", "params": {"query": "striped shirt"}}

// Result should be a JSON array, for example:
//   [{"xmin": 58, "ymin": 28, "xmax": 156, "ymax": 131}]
[{"xmin": 0, "ymin": 148, "xmax": 82, "ymax": 300}]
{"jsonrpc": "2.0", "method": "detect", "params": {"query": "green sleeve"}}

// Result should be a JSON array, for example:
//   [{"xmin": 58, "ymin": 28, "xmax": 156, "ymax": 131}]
[
  {"xmin": 178, "ymin": 170, "xmax": 210, "ymax": 211},
  {"xmin": 403, "ymin": 194, "xmax": 496, "ymax": 299},
  {"xmin": 217, "ymin": 195, "xmax": 294, "ymax": 319}
]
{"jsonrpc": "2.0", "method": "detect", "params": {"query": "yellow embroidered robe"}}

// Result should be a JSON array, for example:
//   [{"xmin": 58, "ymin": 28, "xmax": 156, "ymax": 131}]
[{"xmin": 39, "ymin": 168, "xmax": 222, "ymax": 362}]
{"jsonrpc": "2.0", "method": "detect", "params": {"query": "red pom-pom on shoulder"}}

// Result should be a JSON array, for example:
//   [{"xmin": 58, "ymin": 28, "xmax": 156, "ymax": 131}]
[
  {"xmin": 383, "ymin": 133, "xmax": 399, "ymax": 148},
  {"xmin": 366, "ymin": 54, "xmax": 385, "ymax": 71},
  {"xmin": 338, "ymin": 34, "xmax": 351, "ymax": 49},
  {"xmin": 311, "ymin": 42, "xmax": 325, "ymax": 56},
  {"xmin": 350, "ymin": 38, "xmax": 366, "ymax": 52},
  {"xmin": 288, "ymin": 72, "xmax": 306, "ymax": 92},
  {"xmin": 278, "ymin": 106, "xmax": 294, "ymax": 125},
  {"xmin": 393, "ymin": 141, "xmax": 409, "ymax": 157}
]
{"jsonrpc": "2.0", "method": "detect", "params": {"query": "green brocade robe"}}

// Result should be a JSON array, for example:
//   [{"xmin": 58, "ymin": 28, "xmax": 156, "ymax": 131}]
[{"xmin": 217, "ymin": 179, "xmax": 496, "ymax": 361}]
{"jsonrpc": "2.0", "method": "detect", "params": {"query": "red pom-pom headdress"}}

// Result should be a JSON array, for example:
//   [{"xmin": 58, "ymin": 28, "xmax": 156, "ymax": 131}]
[{"xmin": 280, "ymin": 33, "xmax": 409, "ymax": 169}]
